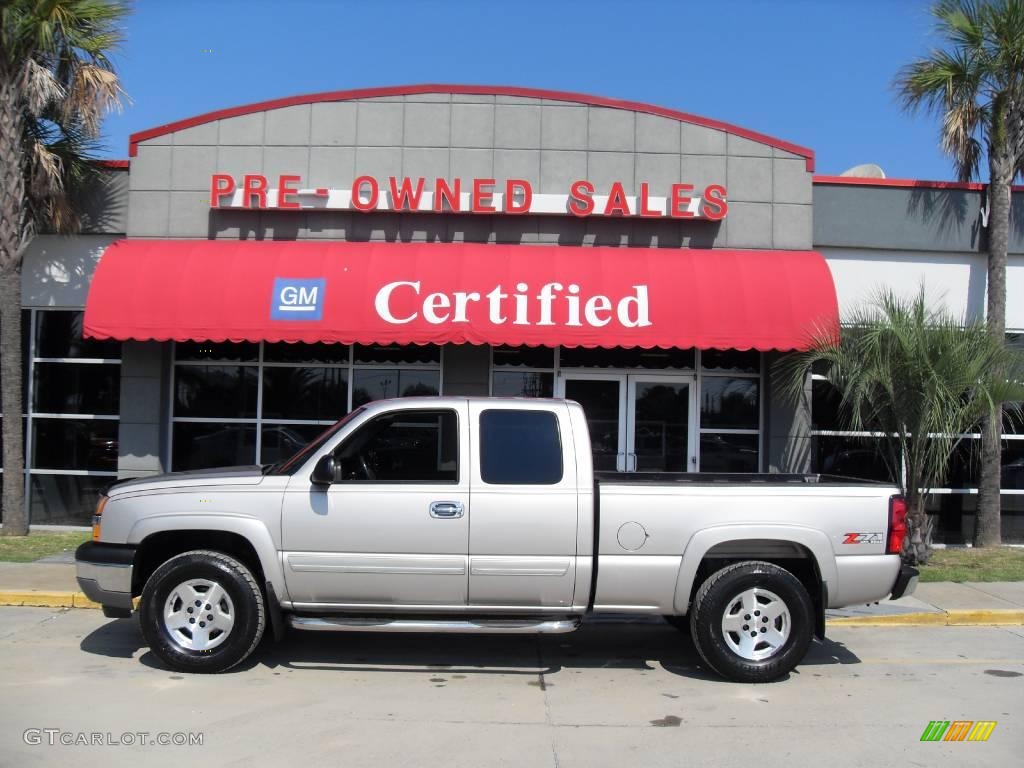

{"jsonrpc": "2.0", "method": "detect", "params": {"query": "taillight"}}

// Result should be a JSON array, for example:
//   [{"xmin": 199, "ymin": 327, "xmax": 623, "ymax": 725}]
[{"xmin": 887, "ymin": 495, "xmax": 907, "ymax": 555}]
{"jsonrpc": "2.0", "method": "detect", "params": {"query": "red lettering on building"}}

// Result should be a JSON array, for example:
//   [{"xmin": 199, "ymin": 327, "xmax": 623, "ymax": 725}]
[
  {"xmin": 603, "ymin": 182, "xmax": 630, "ymax": 216},
  {"xmin": 568, "ymin": 180, "xmax": 595, "ymax": 216},
  {"xmin": 242, "ymin": 175, "xmax": 267, "ymax": 209},
  {"xmin": 210, "ymin": 174, "xmax": 235, "ymax": 207},
  {"xmin": 703, "ymin": 184, "xmax": 728, "ymax": 220},
  {"xmin": 472, "ymin": 178, "xmax": 496, "ymax": 213},
  {"xmin": 277, "ymin": 175, "xmax": 301, "ymax": 210},
  {"xmin": 389, "ymin": 176, "xmax": 425, "ymax": 211},
  {"xmin": 506, "ymin": 179, "xmax": 533, "ymax": 214},
  {"xmin": 351, "ymin": 175, "xmax": 380, "ymax": 211}
]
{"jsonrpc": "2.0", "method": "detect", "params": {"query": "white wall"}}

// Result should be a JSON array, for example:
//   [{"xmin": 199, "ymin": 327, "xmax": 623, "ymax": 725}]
[{"xmin": 822, "ymin": 247, "xmax": 1024, "ymax": 331}]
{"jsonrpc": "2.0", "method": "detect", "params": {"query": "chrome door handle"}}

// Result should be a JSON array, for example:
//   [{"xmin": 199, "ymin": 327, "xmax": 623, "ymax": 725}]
[{"xmin": 429, "ymin": 501, "xmax": 464, "ymax": 519}]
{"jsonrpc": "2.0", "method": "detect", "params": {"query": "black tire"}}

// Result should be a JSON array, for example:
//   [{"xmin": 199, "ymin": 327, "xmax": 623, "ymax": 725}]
[
  {"xmin": 663, "ymin": 615, "xmax": 691, "ymax": 635},
  {"xmin": 139, "ymin": 550, "xmax": 265, "ymax": 673},
  {"xmin": 689, "ymin": 561, "xmax": 813, "ymax": 683}
]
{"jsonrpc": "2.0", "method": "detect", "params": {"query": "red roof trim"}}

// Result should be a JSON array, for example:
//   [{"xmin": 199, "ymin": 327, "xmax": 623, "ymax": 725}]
[
  {"xmin": 95, "ymin": 159, "xmax": 129, "ymax": 170},
  {"xmin": 813, "ymin": 174, "xmax": 1024, "ymax": 192},
  {"xmin": 127, "ymin": 84, "xmax": 816, "ymax": 171}
]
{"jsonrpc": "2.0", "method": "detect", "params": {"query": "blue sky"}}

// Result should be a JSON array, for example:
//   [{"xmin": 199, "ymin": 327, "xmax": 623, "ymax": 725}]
[{"xmin": 100, "ymin": 0, "xmax": 957, "ymax": 180}]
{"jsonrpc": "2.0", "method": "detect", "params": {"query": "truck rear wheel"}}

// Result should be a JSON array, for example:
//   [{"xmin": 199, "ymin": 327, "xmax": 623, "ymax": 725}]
[
  {"xmin": 139, "ymin": 550, "xmax": 265, "ymax": 673},
  {"xmin": 689, "ymin": 561, "xmax": 813, "ymax": 683}
]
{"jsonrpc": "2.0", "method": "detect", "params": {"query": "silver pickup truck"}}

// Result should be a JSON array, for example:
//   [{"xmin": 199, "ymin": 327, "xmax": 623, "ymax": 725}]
[{"xmin": 76, "ymin": 397, "xmax": 916, "ymax": 682}]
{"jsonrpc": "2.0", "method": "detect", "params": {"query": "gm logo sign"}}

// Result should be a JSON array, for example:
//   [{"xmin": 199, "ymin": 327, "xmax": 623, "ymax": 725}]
[{"xmin": 271, "ymin": 278, "xmax": 325, "ymax": 321}]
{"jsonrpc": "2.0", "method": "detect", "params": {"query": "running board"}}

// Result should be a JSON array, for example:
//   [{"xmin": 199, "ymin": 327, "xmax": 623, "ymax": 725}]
[{"xmin": 287, "ymin": 616, "xmax": 581, "ymax": 634}]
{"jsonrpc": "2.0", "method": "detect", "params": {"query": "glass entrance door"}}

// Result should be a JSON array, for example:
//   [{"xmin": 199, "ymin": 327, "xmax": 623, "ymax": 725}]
[
  {"xmin": 626, "ymin": 376, "xmax": 695, "ymax": 472},
  {"xmin": 559, "ymin": 373, "xmax": 695, "ymax": 473},
  {"xmin": 561, "ymin": 374, "xmax": 627, "ymax": 471}
]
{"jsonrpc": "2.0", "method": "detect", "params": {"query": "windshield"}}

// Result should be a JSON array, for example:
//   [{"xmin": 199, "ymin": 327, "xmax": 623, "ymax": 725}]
[{"xmin": 266, "ymin": 407, "xmax": 367, "ymax": 475}]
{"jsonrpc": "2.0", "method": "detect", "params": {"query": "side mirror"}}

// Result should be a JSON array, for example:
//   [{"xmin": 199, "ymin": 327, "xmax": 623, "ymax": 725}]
[{"xmin": 310, "ymin": 455, "xmax": 337, "ymax": 486}]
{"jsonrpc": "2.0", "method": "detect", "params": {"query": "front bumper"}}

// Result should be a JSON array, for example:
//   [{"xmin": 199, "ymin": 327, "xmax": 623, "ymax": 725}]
[
  {"xmin": 889, "ymin": 565, "xmax": 919, "ymax": 601},
  {"xmin": 75, "ymin": 542, "xmax": 136, "ymax": 611}
]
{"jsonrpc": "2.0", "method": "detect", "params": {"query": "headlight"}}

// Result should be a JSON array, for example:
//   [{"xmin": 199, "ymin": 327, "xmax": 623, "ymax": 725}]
[{"xmin": 91, "ymin": 495, "xmax": 108, "ymax": 541}]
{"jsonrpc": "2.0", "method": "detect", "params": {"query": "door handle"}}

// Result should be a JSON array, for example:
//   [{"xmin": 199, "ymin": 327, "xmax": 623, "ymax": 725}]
[{"xmin": 429, "ymin": 501, "xmax": 464, "ymax": 519}]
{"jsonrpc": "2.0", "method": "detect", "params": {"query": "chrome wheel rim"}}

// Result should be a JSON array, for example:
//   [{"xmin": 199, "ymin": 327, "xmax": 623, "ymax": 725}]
[
  {"xmin": 721, "ymin": 587, "xmax": 790, "ymax": 661},
  {"xmin": 163, "ymin": 578, "xmax": 235, "ymax": 651}
]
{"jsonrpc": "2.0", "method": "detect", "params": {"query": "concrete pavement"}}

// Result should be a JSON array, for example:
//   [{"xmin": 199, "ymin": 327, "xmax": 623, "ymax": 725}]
[{"xmin": 0, "ymin": 606, "xmax": 1021, "ymax": 767}]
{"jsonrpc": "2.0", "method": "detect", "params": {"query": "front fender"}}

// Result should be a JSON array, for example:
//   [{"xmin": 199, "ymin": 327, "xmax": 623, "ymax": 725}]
[
  {"xmin": 672, "ymin": 524, "xmax": 837, "ymax": 614},
  {"xmin": 128, "ymin": 514, "xmax": 288, "ymax": 602}
]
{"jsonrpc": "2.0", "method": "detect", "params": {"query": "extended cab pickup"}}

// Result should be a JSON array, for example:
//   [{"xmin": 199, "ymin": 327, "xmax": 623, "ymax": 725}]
[{"xmin": 76, "ymin": 397, "xmax": 917, "ymax": 682}]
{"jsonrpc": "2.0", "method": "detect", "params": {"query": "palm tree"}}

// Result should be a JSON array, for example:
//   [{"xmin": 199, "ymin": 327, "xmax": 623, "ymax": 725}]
[
  {"xmin": 895, "ymin": 0, "xmax": 1024, "ymax": 547},
  {"xmin": 1, "ymin": 1, "xmax": 128, "ymax": 536},
  {"xmin": 774, "ymin": 288, "xmax": 1024, "ymax": 565}
]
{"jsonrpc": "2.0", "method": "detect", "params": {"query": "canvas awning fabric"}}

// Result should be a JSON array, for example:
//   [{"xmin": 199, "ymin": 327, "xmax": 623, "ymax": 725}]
[{"xmin": 83, "ymin": 239, "xmax": 838, "ymax": 351}]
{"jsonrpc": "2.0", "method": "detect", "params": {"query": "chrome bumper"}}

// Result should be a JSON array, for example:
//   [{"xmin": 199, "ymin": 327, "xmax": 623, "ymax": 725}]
[{"xmin": 75, "ymin": 542, "xmax": 135, "ymax": 611}]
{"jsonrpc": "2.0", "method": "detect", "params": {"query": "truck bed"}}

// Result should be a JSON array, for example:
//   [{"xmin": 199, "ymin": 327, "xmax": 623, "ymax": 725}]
[{"xmin": 594, "ymin": 472, "xmax": 887, "ymax": 486}]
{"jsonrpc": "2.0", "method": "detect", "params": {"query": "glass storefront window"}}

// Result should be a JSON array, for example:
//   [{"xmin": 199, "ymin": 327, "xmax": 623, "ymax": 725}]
[
  {"xmin": 260, "ymin": 423, "xmax": 328, "ymax": 466},
  {"xmin": 170, "ymin": 342, "xmax": 442, "ymax": 470},
  {"xmin": 492, "ymin": 345, "xmax": 555, "ymax": 368},
  {"xmin": 3, "ymin": 310, "xmax": 122, "ymax": 526},
  {"xmin": 263, "ymin": 342, "xmax": 349, "ymax": 364},
  {"xmin": 173, "ymin": 422, "xmax": 258, "ymax": 470},
  {"xmin": 34, "ymin": 311, "xmax": 119, "ymax": 359},
  {"xmin": 351, "ymin": 369, "xmax": 440, "ymax": 407},
  {"xmin": 31, "ymin": 418, "xmax": 118, "ymax": 472},
  {"xmin": 175, "ymin": 341, "xmax": 259, "ymax": 362},
  {"xmin": 261, "ymin": 367, "xmax": 348, "ymax": 421},
  {"xmin": 174, "ymin": 365, "xmax": 258, "ymax": 419},
  {"xmin": 699, "ymin": 434, "xmax": 759, "ymax": 473},
  {"xmin": 492, "ymin": 371, "xmax": 554, "ymax": 398},
  {"xmin": 701, "ymin": 349, "xmax": 760, "ymax": 373},
  {"xmin": 29, "ymin": 475, "xmax": 114, "ymax": 525},
  {"xmin": 700, "ymin": 377, "xmax": 759, "ymax": 430},
  {"xmin": 353, "ymin": 343, "xmax": 440, "ymax": 365},
  {"xmin": 33, "ymin": 362, "xmax": 120, "ymax": 415},
  {"xmin": 811, "ymin": 434, "xmax": 896, "ymax": 482},
  {"xmin": 560, "ymin": 346, "xmax": 695, "ymax": 370}
]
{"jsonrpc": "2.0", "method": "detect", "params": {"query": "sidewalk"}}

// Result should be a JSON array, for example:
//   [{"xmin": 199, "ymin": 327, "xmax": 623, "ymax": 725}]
[{"xmin": 0, "ymin": 560, "xmax": 1022, "ymax": 625}]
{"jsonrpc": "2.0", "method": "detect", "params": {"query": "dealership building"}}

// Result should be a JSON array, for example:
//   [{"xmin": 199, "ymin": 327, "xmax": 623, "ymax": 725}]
[{"xmin": 11, "ymin": 84, "xmax": 1024, "ymax": 541}]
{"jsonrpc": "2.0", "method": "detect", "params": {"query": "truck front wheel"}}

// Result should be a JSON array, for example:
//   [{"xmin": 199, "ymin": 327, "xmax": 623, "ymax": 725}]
[
  {"xmin": 689, "ymin": 561, "xmax": 813, "ymax": 683},
  {"xmin": 139, "ymin": 550, "xmax": 266, "ymax": 673}
]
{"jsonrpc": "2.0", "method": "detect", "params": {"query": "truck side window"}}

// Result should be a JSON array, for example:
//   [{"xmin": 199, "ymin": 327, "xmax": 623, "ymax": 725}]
[
  {"xmin": 334, "ymin": 409, "xmax": 458, "ymax": 483},
  {"xmin": 480, "ymin": 409, "xmax": 563, "ymax": 485}
]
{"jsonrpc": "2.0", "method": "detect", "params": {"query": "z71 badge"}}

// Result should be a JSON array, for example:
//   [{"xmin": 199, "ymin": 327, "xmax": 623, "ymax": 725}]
[{"xmin": 842, "ymin": 532, "xmax": 884, "ymax": 545}]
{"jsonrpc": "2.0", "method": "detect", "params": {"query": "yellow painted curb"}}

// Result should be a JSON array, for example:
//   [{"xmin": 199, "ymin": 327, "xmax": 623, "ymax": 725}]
[
  {"xmin": 828, "ymin": 609, "xmax": 1024, "ymax": 627},
  {"xmin": 0, "ymin": 590, "xmax": 83, "ymax": 609}
]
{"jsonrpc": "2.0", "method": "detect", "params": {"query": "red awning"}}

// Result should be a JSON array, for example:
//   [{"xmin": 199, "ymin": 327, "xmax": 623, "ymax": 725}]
[{"xmin": 83, "ymin": 239, "xmax": 838, "ymax": 351}]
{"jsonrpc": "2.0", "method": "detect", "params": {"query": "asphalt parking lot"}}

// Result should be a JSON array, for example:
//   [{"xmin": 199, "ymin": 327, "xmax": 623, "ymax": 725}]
[{"xmin": 0, "ymin": 607, "xmax": 1021, "ymax": 767}]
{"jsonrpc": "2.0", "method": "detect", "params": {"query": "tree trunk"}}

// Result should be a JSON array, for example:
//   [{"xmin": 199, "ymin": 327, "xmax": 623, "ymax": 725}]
[
  {"xmin": 0, "ymin": 66, "xmax": 27, "ymax": 535},
  {"xmin": 975, "ymin": 156, "xmax": 1011, "ymax": 548},
  {"xmin": 903, "ymin": 492, "xmax": 932, "ymax": 567}
]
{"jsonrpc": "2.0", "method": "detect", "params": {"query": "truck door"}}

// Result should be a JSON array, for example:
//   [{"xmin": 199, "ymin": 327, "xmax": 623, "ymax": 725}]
[
  {"xmin": 281, "ymin": 405, "xmax": 470, "ymax": 608},
  {"xmin": 466, "ymin": 402, "xmax": 579, "ymax": 609}
]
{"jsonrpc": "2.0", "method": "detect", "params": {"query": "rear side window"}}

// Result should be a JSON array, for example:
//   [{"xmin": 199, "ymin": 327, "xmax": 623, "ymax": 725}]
[{"xmin": 480, "ymin": 409, "xmax": 563, "ymax": 484}]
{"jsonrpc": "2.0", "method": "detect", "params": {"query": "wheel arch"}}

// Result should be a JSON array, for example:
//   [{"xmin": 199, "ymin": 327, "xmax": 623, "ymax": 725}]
[
  {"xmin": 672, "ymin": 526, "xmax": 836, "ymax": 620},
  {"xmin": 129, "ymin": 517, "xmax": 286, "ymax": 601}
]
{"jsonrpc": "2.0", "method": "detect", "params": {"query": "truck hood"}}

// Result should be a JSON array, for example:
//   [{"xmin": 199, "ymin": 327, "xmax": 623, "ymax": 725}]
[{"xmin": 106, "ymin": 465, "xmax": 267, "ymax": 497}]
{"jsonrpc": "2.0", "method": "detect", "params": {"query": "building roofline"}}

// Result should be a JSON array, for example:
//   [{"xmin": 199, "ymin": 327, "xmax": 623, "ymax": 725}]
[
  {"xmin": 95, "ymin": 159, "xmax": 129, "ymax": 170},
  {"xmin": 813, "ymin": 174, "xmax": 1024, "ymax": 192},
  {"xmin": 127, "ymin": 83, "xmax": 816, "ymax": 171}
]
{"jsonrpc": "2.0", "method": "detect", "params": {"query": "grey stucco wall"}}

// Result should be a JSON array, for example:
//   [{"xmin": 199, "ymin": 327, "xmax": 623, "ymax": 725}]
[
  {"xmin": 814, "ymin": 183, "xmax": 1024, "ymax": 254},
  {"xmin": 441, "ymin": 343, "xmax": 490, "ymax": 396},
  {"xmin": 129, "ymin": 92, "xmax": 813, "ymax": 249},
  {"xmin": 117, "ymin": 341, "xmax": 169, "ymax": 477},
  {"xmin": 21, "ymin": 234, "xmax": 119, "ymax": 308}
]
